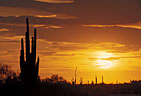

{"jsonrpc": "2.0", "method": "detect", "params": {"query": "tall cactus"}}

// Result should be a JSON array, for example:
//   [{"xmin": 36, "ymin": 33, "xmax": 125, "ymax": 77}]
[
  {"xmin": 102, "ymin": 75, "xmax": 104, "ymax": 84},
  {"xmin": 20, "ymin": 18, "xmax": 39, "ymax": 83},
  {"xmin": 95, "ymin": 75, "xmax": 97, "ymax": 85}
]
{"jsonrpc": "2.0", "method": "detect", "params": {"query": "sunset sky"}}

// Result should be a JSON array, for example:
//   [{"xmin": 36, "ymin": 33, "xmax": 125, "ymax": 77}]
[{"xmin": 0, "ymin": 0, "xmax": 141, "ymax": 84}]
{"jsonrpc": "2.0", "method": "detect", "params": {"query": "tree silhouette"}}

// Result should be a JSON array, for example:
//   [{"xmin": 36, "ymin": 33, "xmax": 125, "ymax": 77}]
[{"xmin": 0, "ymin": 64, "xmax": 17, "ymax": 85}]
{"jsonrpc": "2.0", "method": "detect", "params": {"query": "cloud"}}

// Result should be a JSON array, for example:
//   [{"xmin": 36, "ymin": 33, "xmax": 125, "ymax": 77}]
[
  {"xmin": 37, "ymin": 39, "xmax": 128, "ymax": 57},
  {"xmin": 55, "ymin": 53, "xmax": 75, "ymax": 56},
  {"xmin": 0, "ymin": 6, "xmax": 75, "ymax": 20},
  {"xmin": 36, "ymin": 14, "xmax": 57, "ymax": 18},
  {"xmin": 88, "ymin": 58, "xmax": 97, "ymax": 61},
  {"xmin": 35, "ymin": 14, "xmax": 76, "ymax": 19},
  {"xmin": 120, "ymin": 56, "xmax": 141, "ymax": 59},
  {"xmin": 100, "ymin": 57, "xmax": 120, "ymax": 60},
  {"xmin": 35, "ymin": 0, "xmax": 74, "ymax": 3},
  {"xmin": 0, "ymin": 22, "xmax": 62, "ymax": 29},
  {"xmin": 0, "ymin": 6, "xmax": 50, "ymax": 17},
  {"xmin": 89, "ymin": 57, "xmax": 120, "ymax": 61},
  {"xmin": 116, "ymin": 25, "xmax": 141, "ymax": 30},
  {"xmin": 0, "ymin": 16, "xmax": 76, "ymax": 26},
  {"xmin": 0, "ymin": 36, "xmax": 24, "ymax": 43},
  {"xmin": 0, "ymin": 41, "xmax": 19, "ymax": 43},
  {"xmin": 89, "ymin": 55, "xmax": 141, "ymax": 62},
  {"xmin": 39, "ymin": 51, "xmax": 56, "ymax": 56},
  {"xmin": 45, "ymin": 25, "xmax": 62, "ymax": 29},
  {"xmin": 0, "ymin": 0, "xmax": 140, "ymax": 25},
  {"xmin": 1, "ymin": 16, "xmax": 141, "ymax": 45},
  {"xmin": 49, "ymin": 41, "xmax": 89, "ymax": 51},
  {"xmin": 0, "ymin": 0, "xmax": 140, "ymax": 45},
  {"xmin": 82, "ymin": 25, "xmax": 115, "ymax": 28},
  {"xmin": 37, "ymin": 0, "xmax": 140, "ymax": 24},
  {"xmin": 0, "ymin": 28, "xmax": 9, "ymax": 31},
  {"xmin": 83, "ymin": 24, "xmax": 141, "ymax": 30},
  {"xmin": 95, "ymin": 42, "xmax": 125, "ymax": 49}
]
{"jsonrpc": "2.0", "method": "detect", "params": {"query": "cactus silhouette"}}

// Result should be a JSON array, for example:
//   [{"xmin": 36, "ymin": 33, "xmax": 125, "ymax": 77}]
[
  {"xmin": 20, "ymin": 18, "xmax": 39, "ymax": 83},
  {"xmin": 95, "ymin": 75, "xmax": 97, "ymax": 85}
]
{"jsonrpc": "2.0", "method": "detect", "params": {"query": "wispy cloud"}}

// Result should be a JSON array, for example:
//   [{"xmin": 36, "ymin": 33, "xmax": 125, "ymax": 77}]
[
  {"xmin": 0, "ymin": 7, "xmax": 75, "ymax": 20},
  {"xmin": 82, "ymin": 25, "xmax": 115, "ymax": 28},
  {"xmin": 83, "ymin": 24, "xmax": 141, "ymax": 30},
  {"xmin": 0, "ymin": 41, "xmax": 19, "ymax": 43},
  {"xmin": 116, "ymin": 25, "xmax": 141, "ymax": 29},
  {"xmin": 89, "ymin": 55, "xmax": 141, "ymax": 62},
  {"xmin": 35, "ymin": 14, "xmax": 76, "ymax": 19},
  {"xmin": 36, "ymin": 14, "xmax": 57, "ymax": 18},
  {"xmin": 0, "ymin": 22, "xmax": 62, "ymax": 29},
  {"xmin": 95, "ymin": 42, "xmax": 125, "ymax": 49},
  {"xmin": 45, "ymin": 25, "xmax": 62, "ymax": 29},
  {"xmin": 0, "ymin": 28, "xmax": 9, "ymax": 31},
  {"xmin": 0, "ymin": 36, "xmax": 24, "ymax": 41},
  {"xmin": 33, "ymin": 24, "xmax": 62, "ymax": 29},
  {"xmin": 0, "ymin": 6, "xmax": 51, "ymax": 17},
  {"xmin": 34, "ymin": 0, "xmax": 74, "ymax": 3}
]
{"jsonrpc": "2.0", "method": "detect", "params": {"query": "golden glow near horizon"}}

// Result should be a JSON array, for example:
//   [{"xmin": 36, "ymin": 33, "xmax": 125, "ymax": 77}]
[{"xmin": 0, "ymin": 36, "xmax": 141, "ymax": 84}]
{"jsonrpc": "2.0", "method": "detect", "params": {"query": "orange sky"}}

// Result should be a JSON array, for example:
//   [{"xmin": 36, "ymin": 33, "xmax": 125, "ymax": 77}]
[{"xmin": 0, "ymin": 0, "xmax": 141, "ymax": 84}]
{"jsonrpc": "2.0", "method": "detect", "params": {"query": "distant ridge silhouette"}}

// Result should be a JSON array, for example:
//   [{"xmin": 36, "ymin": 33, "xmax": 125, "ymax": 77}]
[{"xmin": 20, "ymin": 18, "xmax": 39, "ymax": 84}]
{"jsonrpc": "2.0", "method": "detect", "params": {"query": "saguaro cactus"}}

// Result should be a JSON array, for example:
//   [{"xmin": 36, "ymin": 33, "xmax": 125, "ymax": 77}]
[
  {"xmin": 20, "ymin": 18, "xmax": 39, "ymax": 83},
  {"xmin": 102, "ymin": 75, "xmax": 104, "ymax": 84},
  {"xmin": 95, "ymin": 75, "xmax": 97, "ymax": 85}
]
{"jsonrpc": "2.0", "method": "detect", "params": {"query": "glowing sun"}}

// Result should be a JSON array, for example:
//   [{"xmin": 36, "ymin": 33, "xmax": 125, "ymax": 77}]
[
  {"xmin": 96, "ymin": 60, "xmax": 113, "ymax": 69},
  {"xmin": 95, "ymin": 51, "xmax": 117, "ymax": 69}
]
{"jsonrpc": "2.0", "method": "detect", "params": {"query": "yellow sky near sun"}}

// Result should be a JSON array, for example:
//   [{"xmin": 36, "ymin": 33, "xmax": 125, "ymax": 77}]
[{"xmin": 39, "ymin": 49, "xmax": 141, "ymax": 84}]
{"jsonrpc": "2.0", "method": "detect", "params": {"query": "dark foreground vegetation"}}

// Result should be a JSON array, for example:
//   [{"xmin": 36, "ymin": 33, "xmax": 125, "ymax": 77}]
[{"xmin": 0, "ymin": 64, "xmax": 141, "ymax": 96}]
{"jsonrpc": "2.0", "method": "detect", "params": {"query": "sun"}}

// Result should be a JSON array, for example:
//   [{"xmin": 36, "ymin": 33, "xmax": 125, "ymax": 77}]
[
  {"xmin": 95, "ymin": 51, "xmax": 117, "ymax": 69},
  {"xmin": 96, "ymin": 60, "xmax": 113, "ymax": 69}
]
